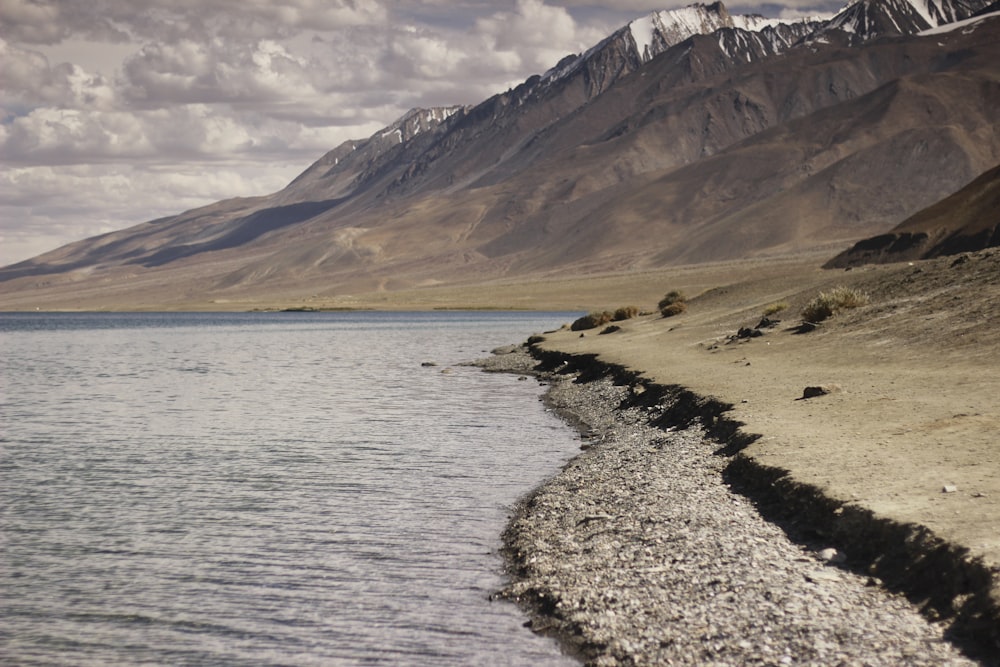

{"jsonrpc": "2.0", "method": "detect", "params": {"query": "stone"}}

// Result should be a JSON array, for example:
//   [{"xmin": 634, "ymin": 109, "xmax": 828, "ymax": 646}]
[
  {"xmin": 818, "ymin": 548, "xmax": 846, "ymax": 564},
  {"xmin": 800, "ymin": 384, "xmax": 841, "ymax": 399}
]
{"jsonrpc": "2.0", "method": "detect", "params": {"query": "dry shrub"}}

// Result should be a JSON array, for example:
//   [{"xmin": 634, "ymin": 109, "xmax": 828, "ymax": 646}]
[
  {"xmin": 801, "ymin": 286, "xmax": 870, "ymax": 323},
  {"xmin": 660, "ymin": 301, "xmax": 687, "ymax": 317},
  {"xmin": 571, "ymin": 310, "xmax": 614, "ymax": 331},
  {"xmin": 763, "ymin": 301, "xmax": 789, "ymax": 317},
  {"xmin": 658, "ymin": 290, "xmax": 687, "ymax": 318},
  {"xmin": 613, "ymin": 305, "xmax": 641, "ymax": 321}
]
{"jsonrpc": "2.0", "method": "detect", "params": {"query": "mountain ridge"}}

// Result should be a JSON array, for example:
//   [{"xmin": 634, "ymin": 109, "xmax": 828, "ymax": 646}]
[{"xmin": 818, "ymin": 0, "xmax": 991, "ymax": 39}]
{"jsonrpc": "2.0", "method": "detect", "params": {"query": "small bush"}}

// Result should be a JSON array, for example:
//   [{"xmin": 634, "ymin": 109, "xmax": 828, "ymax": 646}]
[
  {"xmin": 658, "ymin": 290, "xmax": 687, "ymax": 318},
  {"xmin": 659, "ymin": 301, "xmax": 687, "ymax": 317},
  {"xmin": 571, "ymin": 310, "xmax": 614, "ymax": 331},
  {"xmin": 801, "ymin": 286, "xmax": 869, "ymax": 324},
  {"xmin": 762, "ymin": 301, "xmax": 789, "ymax": 317},
  {"xmin": 613, "ymin": 305, "xmax": 641, "ymax": 321}
]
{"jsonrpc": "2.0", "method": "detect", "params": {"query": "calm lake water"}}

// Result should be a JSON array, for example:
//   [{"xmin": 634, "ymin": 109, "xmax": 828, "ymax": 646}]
[{"xmin": 0, "ymin": 311, "xmax": 582, "ymax": 666}]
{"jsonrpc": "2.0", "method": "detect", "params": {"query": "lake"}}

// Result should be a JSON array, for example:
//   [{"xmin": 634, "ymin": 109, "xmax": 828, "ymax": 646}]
[{"xmin": 0, "ymin": 311, "xmax": 582, "ymax": 666}]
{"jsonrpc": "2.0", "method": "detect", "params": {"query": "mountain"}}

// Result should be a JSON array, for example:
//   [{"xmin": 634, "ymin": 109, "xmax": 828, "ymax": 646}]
[
  {"xmin": 1, "ymin": 0, "xmax": 998, "ymax": 309},
  {"xmin": 277, "ymin": 1, "xmax": 822, "ymax": 208},
  {"xmin": 818, "ymin": 0, "xmax": 990, "ymax": 40},
  {"xmin": 825, "ymin": 162, "xmax": 1000, "ymax": 267}
]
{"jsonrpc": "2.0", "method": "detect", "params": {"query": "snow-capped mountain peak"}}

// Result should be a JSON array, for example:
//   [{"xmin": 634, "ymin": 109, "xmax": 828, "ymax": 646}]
[
  {"xmin": 627, "ymin": 4, "xmax": 731, "ymax": 61},
  {"xmin": 825, "ymin": 0, "xmax": 992, "ymax": 39},
  {"xmin": 625, "ymin": 2, "xmax": 830, "ymax": 63},
  {"xmin": 627, "ymin": 2, "xmax": 754, "ymax": 62},
  {"xmin": 541, "ymin": 1, "xmax": 820, "ymax": 89}
]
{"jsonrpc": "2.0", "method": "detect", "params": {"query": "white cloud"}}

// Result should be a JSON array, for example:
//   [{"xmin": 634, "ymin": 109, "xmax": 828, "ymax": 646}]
[
  {"xmin": 474, "ymin": 0, "xmax": 607, "ymax": 74},
  {"xmin": 121, "ymin": 38, "xmax": 319, "ymax": 106},
  {"xmin": 1, "ymin": 104, "xmax": 383, "ymax": 165},
  {"xmin": 478, "ymin": 0, "xmax": 578, "ymax": 49},
  {"xmin": 2, "ymin": 108, "xmax": 150, "ymax": 163},
  {"xmin": 0, "ymin": 0, "xmax": 388, "ymax": 44},
  {"xmin": 0, "ymin": 0, "xmax": 73, "ymax": 44},
  {"xmin": 0, "ymin": 161, "xmax": 304, "ymax": 266},
  {"xmin": 1, "ymin": 39, "xmax": 118, "ymax": 110}
]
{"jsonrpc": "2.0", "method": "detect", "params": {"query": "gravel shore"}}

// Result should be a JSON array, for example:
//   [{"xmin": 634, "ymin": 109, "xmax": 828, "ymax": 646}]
[{"xmin": 477, "ymin": 345, "xmax": 982, "ymax": 666}]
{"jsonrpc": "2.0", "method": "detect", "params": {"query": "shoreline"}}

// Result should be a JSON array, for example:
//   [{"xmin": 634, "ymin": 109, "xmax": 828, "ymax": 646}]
[{"xmin": 481, "ymin": 344, "xmax": 997, "ymax": 665}]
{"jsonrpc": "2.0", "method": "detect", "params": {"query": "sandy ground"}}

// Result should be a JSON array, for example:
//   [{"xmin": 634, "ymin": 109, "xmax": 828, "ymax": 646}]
[
  {"xmin": 0, "ymin": 250, "xmax": 838, "ymax": 313},
  {"xmin": 529, "ymin": 248, "xmax": 1000, "ymax": 630}
]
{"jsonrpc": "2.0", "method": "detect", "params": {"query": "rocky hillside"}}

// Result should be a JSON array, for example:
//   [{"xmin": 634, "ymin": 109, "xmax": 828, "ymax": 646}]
[{"xmin": 825, "ymin": 162, "xmax": 1000, "ymax": 267}]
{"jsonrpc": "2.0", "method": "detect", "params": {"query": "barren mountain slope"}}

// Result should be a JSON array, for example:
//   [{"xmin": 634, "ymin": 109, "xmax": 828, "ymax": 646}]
[
  {"xmin": 826, "ymin": 162, "xmax": 1000, "ymax": 266},
  {"xmin": 462, "ymin": 20, "xmax": 1000, "ymax": 271},
  {"xmin": 0, "ymin": 2, "xmax": 997, "ymax": 310}
]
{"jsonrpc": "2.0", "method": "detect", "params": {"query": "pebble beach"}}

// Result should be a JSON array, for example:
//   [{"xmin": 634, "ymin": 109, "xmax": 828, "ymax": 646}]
[{"xmin": 477, "ymin": 346, "xmax": 982, "ymax": 666}]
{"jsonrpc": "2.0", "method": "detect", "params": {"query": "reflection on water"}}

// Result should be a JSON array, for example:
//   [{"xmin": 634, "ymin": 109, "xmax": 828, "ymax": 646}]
[{"xmin": 0, "ymin": 312, "xmax": 581, "ymax": 666}]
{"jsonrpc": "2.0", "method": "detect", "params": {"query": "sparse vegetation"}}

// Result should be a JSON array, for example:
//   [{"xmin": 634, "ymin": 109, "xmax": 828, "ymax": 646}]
[
  {"xmin": 571, "ymin": 310, "xmax": 615, "ymax": 331},
  {"xmin": 801, "ymin": 286, "xmax": 870, "ymax": 324},
  {"xmin": 613, "ymin": 305, "xmax": 641, "ymax": 321},
  {"xmin": 572, "ymin": 304, "xmax": 643, "ymax": 331},
  {"xmin": 762, "ymin": 301, "xmax": 789, "ymax": 317},
  {"xmin": 658, "ymin": 290, "xmax": 687, "ymax": 318}
]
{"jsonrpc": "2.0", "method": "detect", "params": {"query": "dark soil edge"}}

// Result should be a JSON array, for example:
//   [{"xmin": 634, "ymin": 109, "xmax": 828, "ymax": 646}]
[{"xmin": 506, "ymin": 343, "xmax": 1000, "ymax": 665}]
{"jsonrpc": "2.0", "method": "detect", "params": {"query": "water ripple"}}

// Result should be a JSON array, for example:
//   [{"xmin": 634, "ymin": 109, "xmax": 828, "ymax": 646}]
[{"xmin": 0, "ymin": 312, "xmax": 581, "ymax": 665}]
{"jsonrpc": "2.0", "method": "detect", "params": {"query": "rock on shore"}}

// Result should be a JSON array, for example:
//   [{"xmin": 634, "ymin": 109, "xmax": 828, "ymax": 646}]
[{"xmin": 482, "ymin": 347, "xmax": 980, "ymax": 666}]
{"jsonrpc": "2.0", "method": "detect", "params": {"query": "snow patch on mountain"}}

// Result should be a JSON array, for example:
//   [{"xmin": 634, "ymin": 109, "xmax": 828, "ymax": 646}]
[
  {"xmin": 541, "ymin": 2, "xmax": 825, "ymax": 90},
  {"xmin": 380, "ymin": 106, "xmax": 465, "ymax": 145},
  {"xmin": 825, "ymin": 0, "xmax": 993, "ymax": 39},
  {"xmin": 910, "ymin": 0, "xmax": 941, "ymax": 24},
  {"xmin": 732, "ymin": 14, "xmax": 785, "ymax": 30},
  {"xmin": 919, "ymin": 8, "xmax": 1000, "ymax": 33},
  {"xmin": 630, "ymin": 14, "xmax": 658, "ymax": 60},
  {"xmin": 627, "ymin": 3, "xmax": 735, "ymax": 62},
  {"xmin": 625, "ymin": 2, "xmax": 827, "ymax": 65}
]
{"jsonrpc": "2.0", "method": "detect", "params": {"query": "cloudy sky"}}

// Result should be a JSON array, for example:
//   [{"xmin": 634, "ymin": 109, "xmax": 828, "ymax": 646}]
[{"xmin": 0, "ymin": 0, "xmax": 839, "ymax": 267}]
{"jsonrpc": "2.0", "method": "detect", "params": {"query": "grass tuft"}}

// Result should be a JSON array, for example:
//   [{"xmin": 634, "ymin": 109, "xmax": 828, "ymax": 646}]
[
  {"xmin": 572, "ymin": 304, "xmax": 644, "ymax": 331},
  {"xmin": 658, "ymin": 290, "xmax": 687, "ymax": 318},
  {"xmin": 801, "ymin": 286, "xmax": 870, "ymax": 324},
  {"xmin": 613, "ymin": 305, "xmax": 641, "ymax": 321},
  {"xmin": 762, "ymin": 301, "xmax": 789, "ymax": 317},
  {"xmin": 571, "ymin": 310, "xmax": 614, "ymax": 331}
]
